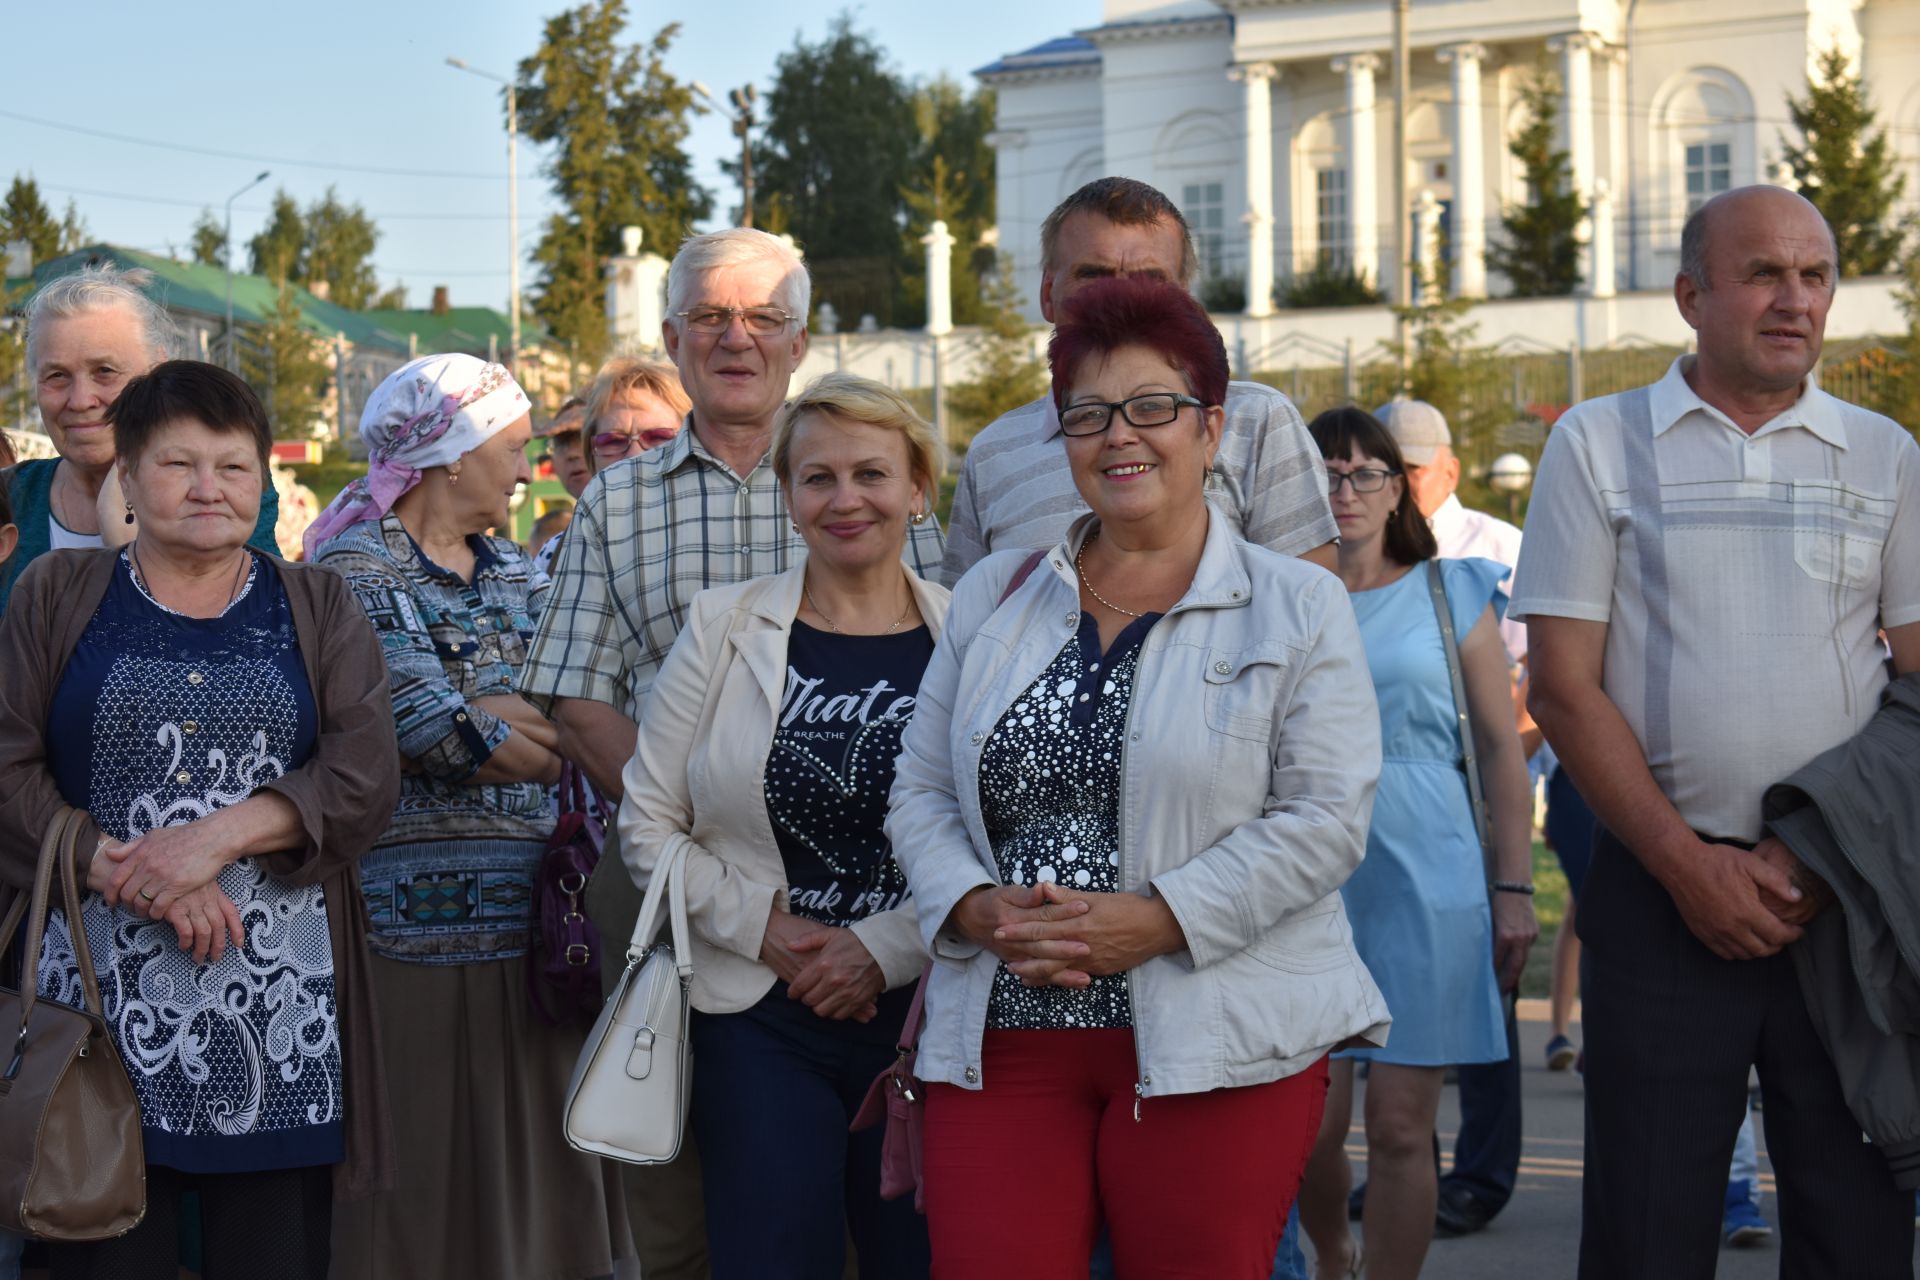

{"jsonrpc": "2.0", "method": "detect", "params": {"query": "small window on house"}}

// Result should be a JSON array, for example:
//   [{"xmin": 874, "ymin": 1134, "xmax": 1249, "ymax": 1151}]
[
  {"xmin": 1182, "ymin": 182, "xmax": 1226, "ymax": 279},
  {"xmin": 1686, "ymin": 142, "xmax": 1732, "ymax": 214},
  {"xmin": 1316, "ymin": 169, "xmax": 1349, "ymax": 265}
]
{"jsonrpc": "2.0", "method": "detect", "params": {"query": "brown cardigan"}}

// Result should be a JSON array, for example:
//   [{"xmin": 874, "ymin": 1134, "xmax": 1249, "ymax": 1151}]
[{"xmin": 0, "ymin": 548, "xmax": 399, "ymax": 1199}]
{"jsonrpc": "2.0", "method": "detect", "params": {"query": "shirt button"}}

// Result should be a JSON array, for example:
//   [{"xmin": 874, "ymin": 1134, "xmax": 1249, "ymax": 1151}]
[
  {"xmin": 181, "ymin": 721, "xmax": 198, "ymax": 735},
  {"xmin": 738, "ymin": 546, "xmax": 751, "ymax": 556},
  {"xmin": 1063, "ymin": 612, "xmax": 1076, "ymax": 626},
  {"xmin": 964, "ymin": 1066, "xmax": 979, "ymax": 1084},
  {"xmin": 970, "ymin": 731, "xmax": 985, "ymax": 745},
  {"xmin": 1130, "ymin": 732, "xmax": 1141, "ymax": 743},
  {"xmin": 186, "ymin": 672, "xmax": 204, "ymax": 685},
  {"xmin": 175, "ymin": 771, "xmax": 191, "ymax": 785},
  {"xmin": 1214, "ymin": 660, "xmax": 1231, "ymax": 675},
  {"xmin": 455, "ymin": 713, "xmax": 468, "ymax": 723}
]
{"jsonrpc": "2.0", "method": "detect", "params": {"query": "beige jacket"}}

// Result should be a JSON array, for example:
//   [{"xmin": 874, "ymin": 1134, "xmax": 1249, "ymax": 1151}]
[{"xmin": 618, "ymin": 560, "xmax": 951, "ymax": 1014}]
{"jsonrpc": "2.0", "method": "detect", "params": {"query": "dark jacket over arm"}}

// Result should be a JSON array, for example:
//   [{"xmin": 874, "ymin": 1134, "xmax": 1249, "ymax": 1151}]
[
  {"xmin": 1764, "ymin": 674, "xmax": 1920, "ymax": 1188},
  {"xmin": 0, "ymin": 547, "xmax": 399, "ymax": 1199}
]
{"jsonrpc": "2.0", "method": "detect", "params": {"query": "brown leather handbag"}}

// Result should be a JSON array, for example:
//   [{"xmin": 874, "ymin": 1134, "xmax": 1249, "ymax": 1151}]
[{"xmin": 0, "ymin": 808, "xmax": 145, "ymax": 1240}]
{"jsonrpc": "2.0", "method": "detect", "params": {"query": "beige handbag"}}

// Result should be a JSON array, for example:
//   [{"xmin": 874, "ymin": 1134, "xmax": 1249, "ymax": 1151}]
[
  {"xmin": 562, "ymin": 836, "xmax": 691, "ymax": 1164},
  {"xmin": 0, "ymin": 808, "xmax": 146, "ymax": 1240}
]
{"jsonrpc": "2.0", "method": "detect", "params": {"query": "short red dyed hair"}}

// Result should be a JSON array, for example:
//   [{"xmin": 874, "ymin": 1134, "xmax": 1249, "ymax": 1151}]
[{"xmin": 1049, "ymin": 276, "xmax": 1229, "ymax": 415}]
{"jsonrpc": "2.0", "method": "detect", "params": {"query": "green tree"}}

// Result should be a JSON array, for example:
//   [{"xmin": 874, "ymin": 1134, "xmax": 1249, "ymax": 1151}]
[
  {"xmin": 1282, "ymin": 257, "xmax": 1385, "ymax": 308},
  {"xmin": 302, "ymin": 188, "xmax": 381, "ymax": 307},
  {"xmin": 517, "ymin": 2, "xmax": 710, "ymax": 369},
  {"xmin": 189, "ymin": 209, "xmax": 227, "ymax": 267},
  {"xmin": 248, "ymin": 191, "xmax": 306, "ymax": 282},
  {"xmin": 944, "ymin": 254, "xmax": 1046, "ymax": 438},
  {"xmin": 898, "ymin": 78, "xmax": 996, "ymax": 325},
  {"xmin": 3, "ymin": 176, "xmax": 66, "ymax": 266},
  {"xmin": 1783, "ymin": 46, "xmax": 1907, "ymax": 276},
  {"xmin": 1873, "ymin": 246, "xmax": 1920, "ymax": 433},
  {"xmin": 743, "ymin": 13, "xmax": 916, "ymax": 324},
  {"xmin": 240, "ymin": 283, "xmax": 329, "ymax": 437},
  {"xmin": 1487, "ymin": 64, "xmax": 1585, "ymax": 297}
]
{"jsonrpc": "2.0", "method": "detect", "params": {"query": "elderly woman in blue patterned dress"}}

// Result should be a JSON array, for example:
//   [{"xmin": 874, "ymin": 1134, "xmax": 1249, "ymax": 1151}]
[
  {"xmin": 310, "ymin": 354, "xmax": 629, "ymax": 1280},
  {"xmin": 0, "ymin": 360, "xmax": 400, "ymax": 1277}
]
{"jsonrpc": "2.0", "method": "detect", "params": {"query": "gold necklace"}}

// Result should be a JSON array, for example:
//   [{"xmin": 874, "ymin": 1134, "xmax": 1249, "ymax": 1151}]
[
  {"xmin": 1075, "ymin": 529, "xmax": 1144, "ymax": 618},
  {"xmin": 803, "ymin": 574, "xmax": 914, "ymax": 635}
]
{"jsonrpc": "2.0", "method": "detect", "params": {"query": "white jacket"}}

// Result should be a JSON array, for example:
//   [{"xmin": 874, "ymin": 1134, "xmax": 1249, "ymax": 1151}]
[
  {"xmin": 886, "ymin": 510, "xmax": 1390, "ymax": 1100},
  {"xmin": 619, "ymin": 560, "xmax": 951, "ymax": 1014}
]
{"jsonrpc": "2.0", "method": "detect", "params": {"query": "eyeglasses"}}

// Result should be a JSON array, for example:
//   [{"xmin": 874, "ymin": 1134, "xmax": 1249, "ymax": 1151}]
[
  {"xmin": 1326, "ymin": 467, "xmax": 1398, "ymax": 494},
  {"xmin": 592, "ymin": 428, "xmax": 679, "ymax": 457},
  {"xmin": 674, "ymin": 306, "xmax": 798, "ymax": 336},
  {"xmin": 1059, "ymin": 393, "xmax": 1205, "ymax": 438}
]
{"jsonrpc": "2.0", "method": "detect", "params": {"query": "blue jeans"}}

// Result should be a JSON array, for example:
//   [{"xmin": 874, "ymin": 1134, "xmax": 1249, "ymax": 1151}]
[{"xmin": 690, "ymin": 984, "xmax": 930, "ymax": 1280}]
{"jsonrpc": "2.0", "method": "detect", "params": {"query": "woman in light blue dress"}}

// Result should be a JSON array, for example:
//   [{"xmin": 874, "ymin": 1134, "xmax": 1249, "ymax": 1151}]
[{"xmin": 1296, "ymin": 407, "xmax": 1537, "ymax": 1280}]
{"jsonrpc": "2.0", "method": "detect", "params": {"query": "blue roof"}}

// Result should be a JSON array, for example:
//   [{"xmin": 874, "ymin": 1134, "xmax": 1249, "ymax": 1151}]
[{"xmin": 975, "ymin": 33, "xmax": 1098, "ymax": 78}]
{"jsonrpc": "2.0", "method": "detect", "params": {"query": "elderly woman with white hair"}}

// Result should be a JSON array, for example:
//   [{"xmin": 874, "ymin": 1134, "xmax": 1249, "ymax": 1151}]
[
  {"xmin": 311, "ymin": 354, "xmax": 629, "ymax": 1279},
  {"xmin": 1, "ymin": 265, "xmax": 280, "ymax": 614}
]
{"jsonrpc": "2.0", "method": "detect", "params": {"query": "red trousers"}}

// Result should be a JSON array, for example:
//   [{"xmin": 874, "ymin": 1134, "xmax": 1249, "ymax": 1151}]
[{"xmin": 921, "ymin": 1028, "xmax": 1327, "ymax": 1280}]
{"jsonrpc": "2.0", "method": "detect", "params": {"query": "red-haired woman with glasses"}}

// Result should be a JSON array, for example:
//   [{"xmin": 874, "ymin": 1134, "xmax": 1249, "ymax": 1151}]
[{"xmin": 888, "ymin": 276, "xmax": 1389, "ymax": 1279}]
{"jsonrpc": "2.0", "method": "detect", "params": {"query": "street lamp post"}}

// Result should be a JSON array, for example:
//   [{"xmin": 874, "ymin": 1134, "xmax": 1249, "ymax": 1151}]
[
  {"xmin": 224, "ymin": 170, "xmax": 270, "ymax": 373},
  {"xmin": 447, "ymin": 57, "xmax": 521, "ymax": 370},
  {"xmin": 1488, "ymin": 451, "xmax": 1534, "ymax": 524},
  {"xmin": 692, "ymin": 81, "xmax": 758, "ymax": 227}
]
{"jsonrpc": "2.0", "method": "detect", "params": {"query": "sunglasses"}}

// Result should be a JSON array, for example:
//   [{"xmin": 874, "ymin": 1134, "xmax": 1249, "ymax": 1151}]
[{"xmin": 592, "ymin": 429, "xmax": 679, "ymax": 457}]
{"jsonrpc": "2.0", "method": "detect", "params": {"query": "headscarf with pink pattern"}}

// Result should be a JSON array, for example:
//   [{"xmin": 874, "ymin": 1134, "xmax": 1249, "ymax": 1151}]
[{"xmin": 304, "ymin": 353, "xmax": 531, "ymax": 558}]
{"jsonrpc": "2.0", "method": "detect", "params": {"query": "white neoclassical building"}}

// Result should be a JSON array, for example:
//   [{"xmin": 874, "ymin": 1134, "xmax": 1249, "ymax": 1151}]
[{"xmin": 978, "ymin": 0, "xmax": 1920, "ymax": 320}]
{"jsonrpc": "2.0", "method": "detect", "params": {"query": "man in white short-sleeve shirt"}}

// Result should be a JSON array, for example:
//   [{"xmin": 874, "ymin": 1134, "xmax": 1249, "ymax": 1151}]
[{"xmin": 1514, "ymin": 185, "xmax": 1920, "ymax": 1275}]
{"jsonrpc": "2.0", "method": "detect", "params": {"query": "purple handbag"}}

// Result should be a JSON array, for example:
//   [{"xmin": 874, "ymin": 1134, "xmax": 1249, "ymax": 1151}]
[
  {"xmin": 529, "ymin": 763, "xmax": 606, "ymax": 1026},
  {"xmin": 850, "ymin": 548, "xmax": 1049, "ymax": 1209}
]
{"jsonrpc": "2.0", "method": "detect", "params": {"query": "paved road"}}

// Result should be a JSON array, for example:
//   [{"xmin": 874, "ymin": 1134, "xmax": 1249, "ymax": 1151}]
[{"xmin": 1323, "ymin": 1016, "xmax": 1920, "ymax": 1278}]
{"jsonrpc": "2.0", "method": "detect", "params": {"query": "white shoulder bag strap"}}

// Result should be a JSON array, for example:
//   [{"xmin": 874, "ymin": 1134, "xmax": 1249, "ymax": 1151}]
[{"xmin": 628, "ymin": 835, "xmax": 693, "ymax": 979}]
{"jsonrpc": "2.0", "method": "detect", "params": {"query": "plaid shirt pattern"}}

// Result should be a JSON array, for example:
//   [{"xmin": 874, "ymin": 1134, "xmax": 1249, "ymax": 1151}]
[{"xmin": 521, "ymin": 422, "xmax": 947, "ymax": 719}]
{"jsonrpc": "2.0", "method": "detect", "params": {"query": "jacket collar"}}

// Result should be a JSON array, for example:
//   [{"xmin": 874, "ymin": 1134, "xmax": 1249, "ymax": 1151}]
[
  {"xmin": 1056, "ymin": 504, "xmax": 1253, "ymax": 615},
  {"xmin": 735, "ymin": 555, "xmax": 948, "ymax": 711}
]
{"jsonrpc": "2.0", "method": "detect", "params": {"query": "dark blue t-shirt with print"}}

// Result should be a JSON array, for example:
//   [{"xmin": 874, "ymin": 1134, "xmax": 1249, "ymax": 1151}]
[{"xmin": 764, "ymin": 620, "xmax": 934, "ymax": 930}]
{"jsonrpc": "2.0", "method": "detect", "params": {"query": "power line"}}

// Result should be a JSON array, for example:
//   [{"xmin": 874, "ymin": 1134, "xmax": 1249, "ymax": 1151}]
[
  {"xmin": 0, "ymin": 107, "xmax": 536, "ymax": 182},
  {"xmin": 30, "ymin": 181, "xmax": 544, "ymax": 223}
]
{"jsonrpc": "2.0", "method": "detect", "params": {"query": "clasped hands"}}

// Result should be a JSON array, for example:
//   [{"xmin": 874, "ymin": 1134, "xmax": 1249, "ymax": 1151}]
[
  {"xmin": 86, "ymin": 820, "xmax": 244, "ymax": 966},
  {"xmin": 760, "ymin": 907, "xmax": 885, "ymax": 1023},
  {"xmin": 948, "ymin": 882, "xmax": 1185, "ymax": 989},
  {"xmin": 1667, "ymin": 834, "xmax": 1834, "ymax": 963}
]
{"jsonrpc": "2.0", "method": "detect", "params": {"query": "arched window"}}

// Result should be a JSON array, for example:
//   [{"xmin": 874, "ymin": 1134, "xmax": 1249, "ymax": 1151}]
[
  {"xmin": 1291, "ymin": 112, "xmax": 1343, "ymax": 270},
  {"xmin": 1650, "ymin": 68, "xmax": 1757, "ymax": 249}
]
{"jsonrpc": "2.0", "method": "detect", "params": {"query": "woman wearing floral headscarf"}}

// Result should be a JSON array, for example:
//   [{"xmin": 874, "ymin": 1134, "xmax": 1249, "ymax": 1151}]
[{"xmin": 313, "ymin": 354, "xmax": 630, "ymax": 1279}]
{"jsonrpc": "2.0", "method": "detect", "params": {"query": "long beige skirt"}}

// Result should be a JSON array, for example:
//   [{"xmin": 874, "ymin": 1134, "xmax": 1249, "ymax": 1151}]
[{"xmin": 330, "ymin": 953, "xmax": 632, "ymax": 1280}]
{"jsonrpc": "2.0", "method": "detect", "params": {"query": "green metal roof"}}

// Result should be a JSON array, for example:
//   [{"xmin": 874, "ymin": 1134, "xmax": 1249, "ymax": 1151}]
[{"xmin": 15, "ymin": 245, "xmax": 533, "ymax": 357}]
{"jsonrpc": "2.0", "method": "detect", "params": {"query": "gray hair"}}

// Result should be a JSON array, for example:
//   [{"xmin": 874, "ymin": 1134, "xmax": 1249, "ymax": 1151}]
[
  {"xmin": 665, "ymin": 228, "xmax": 810, "ymax": 330},
  {"xmin": 25, "ymin": 264, "xmax": 180, "ymax": 367}
]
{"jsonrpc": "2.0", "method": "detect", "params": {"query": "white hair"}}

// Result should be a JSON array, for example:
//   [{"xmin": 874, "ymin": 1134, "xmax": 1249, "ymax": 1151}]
[
  {"xmin": 664, "ymin": 227, "xmax": 810, "ymax": 328},
  {"xmin": 25, "ymin": 264, "xmax": 180, "ymax": 368}
]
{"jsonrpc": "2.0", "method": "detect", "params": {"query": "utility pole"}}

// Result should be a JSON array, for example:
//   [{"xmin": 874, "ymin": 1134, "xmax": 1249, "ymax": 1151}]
[
  {"xmin": 447, "ymin": 57, "xmax": 521, "ymax": 370},
  {"xmin": 693, "ymin": 82, "xmax": 759, "ymax": 227},
  {"xmin": 1393, "ymin": 0, "xmax": 1412, "ymax": 388},
  {"xmin": 224, "ymin": 170, "xmax": 270, "ymax": 373}
]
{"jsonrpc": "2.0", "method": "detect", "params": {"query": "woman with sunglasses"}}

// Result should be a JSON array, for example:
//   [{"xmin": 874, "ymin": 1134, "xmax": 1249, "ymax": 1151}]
[
  {"xmin": 1294, "ymin": 406, "xmax": 1536, "ymax": 1280},
  {"xmin": 582, "ymin": 357, "xmax": 690, "ymax": 478}
]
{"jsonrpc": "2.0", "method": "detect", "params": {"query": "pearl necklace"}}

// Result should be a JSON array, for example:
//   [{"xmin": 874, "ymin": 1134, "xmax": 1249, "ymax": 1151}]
[{"xmin": 1075, "ymin": 529, "xmax": 1144, "ymax": 618}]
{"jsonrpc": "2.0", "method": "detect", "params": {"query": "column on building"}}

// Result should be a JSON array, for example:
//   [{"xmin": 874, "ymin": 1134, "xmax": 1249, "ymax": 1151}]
[
  {"xmin": 1549, "ymin": 32, "xmax": 1598, "ymax": 293},
  {"xmin": 1605, "ymin": 43, "xmax": 1628, "ymax": 292},
  {"xmin": 1231, "ymin": 62, "xmax": 1279, "ymax": 317},
  {"xmin": 1436, "ymin": 42, "xmax": 1489, "ymax": 297},
  {"xmin": 1331, "ymin": 53, "xmax": 1382, "ymax": 289}
]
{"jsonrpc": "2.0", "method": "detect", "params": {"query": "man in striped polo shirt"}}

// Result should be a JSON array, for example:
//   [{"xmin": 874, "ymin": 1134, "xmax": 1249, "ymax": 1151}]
[{"xmin": 939, "ymin": 177, "xmax": 1336, "ymax": 586}]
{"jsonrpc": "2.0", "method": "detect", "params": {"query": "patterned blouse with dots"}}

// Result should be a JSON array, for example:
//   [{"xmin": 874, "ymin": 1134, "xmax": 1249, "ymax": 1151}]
[{"xmin": 978, "ymin": 610, "xmax": 1161, "ymax": 1031}]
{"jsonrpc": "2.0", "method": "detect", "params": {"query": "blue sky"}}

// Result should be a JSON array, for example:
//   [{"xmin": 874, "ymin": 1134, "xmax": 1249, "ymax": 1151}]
[{"xmin": 6, "ymin": 1, "xmax": 1094, "ymax": 309}]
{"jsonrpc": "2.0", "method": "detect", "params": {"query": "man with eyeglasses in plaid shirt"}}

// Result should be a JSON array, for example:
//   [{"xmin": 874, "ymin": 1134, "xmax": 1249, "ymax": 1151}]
[{"xmin": 521, "ymin": 226, "xmax": 945, "ymax": 1278}]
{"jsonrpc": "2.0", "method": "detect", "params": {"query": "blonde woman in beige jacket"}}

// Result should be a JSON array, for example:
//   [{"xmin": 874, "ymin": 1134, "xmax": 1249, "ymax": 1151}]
[{"xmin": 618, "ymin": 373, "xmax": 946, "ymax": 1280}]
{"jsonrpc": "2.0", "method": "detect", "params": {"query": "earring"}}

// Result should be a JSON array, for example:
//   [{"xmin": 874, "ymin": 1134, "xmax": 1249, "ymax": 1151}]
[
  {"xmin": 123, "ymin": 502, "xmax": 135, "ymax": 526},
  {"xmin": 908, "ymin": 509, "xmax": 928, "ymax": 526},
  {"xmin": 447, "ymin": 466, "xmax": 462, "ymax": 486}
]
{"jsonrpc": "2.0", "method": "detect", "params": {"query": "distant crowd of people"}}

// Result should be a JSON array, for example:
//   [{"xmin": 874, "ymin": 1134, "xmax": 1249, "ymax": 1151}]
[{"xmin": 0, "ymin": 171, "xmax": 1916, "ymax": 1280}]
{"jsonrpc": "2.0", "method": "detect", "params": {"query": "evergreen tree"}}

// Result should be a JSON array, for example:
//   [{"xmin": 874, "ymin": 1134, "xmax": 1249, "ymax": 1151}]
[
  {"xmin": 742, "ymin": 13, "xmax": 916, "ymax": 324},
  {"xmin": 240, "ymin": 283, "xmax": 329, "ymax": 438},
  {"xmin": 303, "ymin": 188, "xmax": 381, "ymax": 308},
  {"xmin": 1874, "ymin": 245, "xmax": 1920, "ymax": 435},
  {"xmin": 899, "ymin": 78, "xmax": 997, "ymax": 325},
  {"xmin": 944, "ymin": 254, "xmax": 1046, "ymax": 438},
  {"xmin": 1783, "ymin": 46, "xmax": 1907, "ymax": 276},
  {"xmin": 1487, "ymin": 64, "xmax": 1585, "ymax": 297},
  {"xmin": 517, "ymin": 2, "xmax": 710, "ymax": 370},
  {"xmin": 189, "ymin": 210, "xmax": 227, "ymax": 267},
  {"xmin": 2, "ymin": 176, "xmax": 66, "ymax": 267}
]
